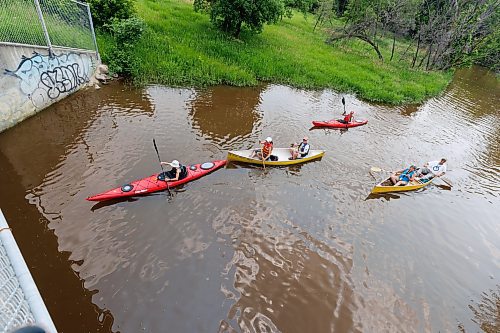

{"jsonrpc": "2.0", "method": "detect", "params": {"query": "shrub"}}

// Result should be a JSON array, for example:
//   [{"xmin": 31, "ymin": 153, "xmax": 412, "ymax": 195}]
[
  {"xmin": 106, "ymin": 17, "xmax": 146, "ymax": 46},
  {"xmin": 102, "ymin": 17, "xmax": 146, "ymax": 76},
  {"xmin": 87, "ymin": 0, "xmax": 135, "ymax": 28}
]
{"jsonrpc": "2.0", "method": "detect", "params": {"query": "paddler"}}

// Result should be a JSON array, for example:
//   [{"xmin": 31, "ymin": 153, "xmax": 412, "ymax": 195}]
[
  {"xmin": 390, "ymin": 165, "xmax": 417, "ymax": 186},
  {"xmin": 338, "ymin": 111, "xmax": 354, "ymax": 124},
  {"xmin": 250, "ymin": 137, "xmax": 273, "ymax": 160},
  {"xmin": 289, "ymin": 136, "xmax": 310, "ymax": 160},
  {"xmin": 416, "ymin": 158, "xmax": 447, "ymax": 180},
  {"xmin": 160, "ymin": 160, "xmax": 188, "ymax": 181}
]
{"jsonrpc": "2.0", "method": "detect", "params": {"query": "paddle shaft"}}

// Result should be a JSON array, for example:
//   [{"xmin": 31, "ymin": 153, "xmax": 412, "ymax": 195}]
[
  {"xmin": 437, "ymin": 175, "xmax": 453, "ymax": 187},
  {"xmin": 261, "ymin": 146, "xmax": 266, "ymax": 170},
  {"xmin": 153, "ymin": 138, "xmax": 171, "ymax": 195}
]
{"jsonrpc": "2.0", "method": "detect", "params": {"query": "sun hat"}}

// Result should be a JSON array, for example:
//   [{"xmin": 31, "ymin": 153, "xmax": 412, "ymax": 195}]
[
  {"xmin": 265, "ymin": 137, "xmax": 273, "ymax": 142},
  {"xmin": 168, "ymin": 160, "xmax": 180, "ymax": 168}
]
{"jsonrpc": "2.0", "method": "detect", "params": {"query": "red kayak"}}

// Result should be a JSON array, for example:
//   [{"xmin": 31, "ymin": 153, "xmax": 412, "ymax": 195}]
[
  {"xmin": 86, "ymin": 160, "xmax": 227, "ymax": 201},
  {"xmin": 312, "ymin": 119, "xmax": 368, "ymax": 128}
]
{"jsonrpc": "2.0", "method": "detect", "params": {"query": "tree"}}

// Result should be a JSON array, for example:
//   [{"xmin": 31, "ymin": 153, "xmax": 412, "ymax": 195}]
[
  {"xmin": 320, "ymin": 0, "xmax": 499, "ymax": 71},
  {"xmin": 413, "ymin": 0, "xmax": 500, "ymax": 70},
  {"xmin": 86, "ymin": 0, "xmax": 136, "ymax": 28},
  {"xmin": 325, "ymin": 0, "xmax": 385, "ymax": 60},
  {"xmin": 193, "ymin": 0, "xmax": 285, "ymax": 38}
]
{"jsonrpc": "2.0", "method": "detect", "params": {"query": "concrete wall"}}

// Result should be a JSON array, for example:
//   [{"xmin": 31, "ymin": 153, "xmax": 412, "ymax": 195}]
[{"xmin": 0, "ymin": 44, "xmax": 98, "ymax": 133}]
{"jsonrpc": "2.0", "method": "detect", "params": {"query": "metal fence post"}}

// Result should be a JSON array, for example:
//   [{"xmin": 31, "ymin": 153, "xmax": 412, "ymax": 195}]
[
  {"xmin": 86, "ymin": 3, "xmax": 101, "ymax": 62},
  {"xmin": 33, "ymin": 0, "xmax": 53, "ymax": 56}
]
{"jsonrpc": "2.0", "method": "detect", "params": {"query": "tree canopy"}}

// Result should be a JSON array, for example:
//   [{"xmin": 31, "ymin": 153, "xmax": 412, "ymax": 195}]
[
  {"xmin": 319, "ymin": 0, "xmax": 499, "ymax": 71},
  {"xmin": 194, "ymin": 0, "xmax": 312, "ymax": 38}
]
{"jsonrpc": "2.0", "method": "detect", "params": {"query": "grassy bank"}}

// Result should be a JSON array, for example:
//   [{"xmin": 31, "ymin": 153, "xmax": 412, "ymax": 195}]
[{"xmin": 98, "ymin": 0, "xmax": 453, "ymax": 104}]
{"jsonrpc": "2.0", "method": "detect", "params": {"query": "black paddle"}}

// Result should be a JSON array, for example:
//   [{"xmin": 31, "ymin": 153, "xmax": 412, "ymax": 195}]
[
  {"xmin": 153, "ymin": 138, "xmax": 171, "ymax": 196},
  {"xmin": 342, "ymin": 96, "xmax": 346, "ymax": 115}
]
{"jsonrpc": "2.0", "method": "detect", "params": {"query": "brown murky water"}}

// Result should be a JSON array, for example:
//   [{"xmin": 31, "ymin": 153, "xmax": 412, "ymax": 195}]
[{"xmin": 0, "ymin": 66, "xmax": 498, "ymax": 333}]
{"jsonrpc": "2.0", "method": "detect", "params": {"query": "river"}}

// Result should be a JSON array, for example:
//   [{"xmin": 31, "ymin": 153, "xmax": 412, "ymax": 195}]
[{"xmin": 0, "ymin": 66, "xmax": 498, "ymax": 333}]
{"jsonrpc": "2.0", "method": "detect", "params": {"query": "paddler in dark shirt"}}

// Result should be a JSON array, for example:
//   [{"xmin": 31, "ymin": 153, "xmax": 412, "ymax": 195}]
[{"xmin": 160, "ymin": 160, "xmax": 187, "ymax": 181}]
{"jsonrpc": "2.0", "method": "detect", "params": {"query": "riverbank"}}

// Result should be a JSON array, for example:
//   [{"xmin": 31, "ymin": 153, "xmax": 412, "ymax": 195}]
[{"xmin": 97, "ymin": 0, "xmax": 453, "ymax": 104}]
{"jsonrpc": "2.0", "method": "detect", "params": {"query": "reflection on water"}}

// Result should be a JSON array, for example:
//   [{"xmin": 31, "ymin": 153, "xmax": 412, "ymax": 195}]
[
  {"xmin": 465, "ymin": 285, "xmax": 500, "ymax": 333},
  {"xmin": 213, "ymin": 203, "xmax": 356, "ymax": 332},
  {"xmin": 188, "ymin": 85, "xmax": 264, "ymax": 148},
  {"xmin": 0, "ymin": 67, "xmax": 498, "ymax": 333}
]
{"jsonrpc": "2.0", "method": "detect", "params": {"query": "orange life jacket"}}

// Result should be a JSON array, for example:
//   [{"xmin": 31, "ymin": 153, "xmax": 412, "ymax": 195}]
[{"xmin": 262, "ymin": 142, "xmax": 272, "ymax": 157}]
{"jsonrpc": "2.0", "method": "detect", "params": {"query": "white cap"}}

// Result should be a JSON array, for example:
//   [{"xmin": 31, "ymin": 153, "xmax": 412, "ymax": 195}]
[
  {"xmin": 265, "ymin": 137, "xmax": 272, "ymax": 142},
  {"xmin": 167, "ymin": 160, "xmax": 180, "ymax": 168}
]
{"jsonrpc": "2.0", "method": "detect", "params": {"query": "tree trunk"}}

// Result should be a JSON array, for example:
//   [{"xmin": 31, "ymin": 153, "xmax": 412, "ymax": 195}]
[
  {"xmin": 390, "ymin": 34, "xmax": 396, "ymax": 61},
  {"xmin": 412, "ymin": 35, "xmax": 421, "ymax": 68},
  {"xmin": 425, "ymin": 42, "xmax": 433, "ymax": 70},
  {"xmin": 400, "ymin": 42, "xmax": 412, "ymax": 61},
  {"xmin": 234, "ymin": 20, "xmax": 242, "ymax": 38},
  {"xmin": 328, "ymin": 34, "xmax": 384, "ymax": 61},
  {"xmin": 417, "ymin": 50, "xmax": 428, "ymax": 68},
  {"xmin": 358, "ymin": 35, "xmax": 383, "ymax": 61},
  {"xmin": 313, "ymin": 12, "xmax": 323, "ymax": 32}
]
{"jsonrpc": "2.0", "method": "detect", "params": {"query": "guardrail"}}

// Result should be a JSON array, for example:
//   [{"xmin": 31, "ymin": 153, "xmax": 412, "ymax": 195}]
[{"xmin": 0, "ymin": 209, "xmax": 57, "ymax": 333}]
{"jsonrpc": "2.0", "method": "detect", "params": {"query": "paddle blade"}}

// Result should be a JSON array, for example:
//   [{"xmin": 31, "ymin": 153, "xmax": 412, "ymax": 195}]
[
  {"xmin": 342, "ymin": 97, "xmax": 345, "ymax": 105},
  {"xmin": 370, "ymin": 167, "xmax": 383, "ymax": 172},
  {"xmin": 440, "ymin": 176, "xmax": 453, "ymax": 187},
  {"xmin": 153, "ymin": 138, "xmax": 159, "ymax": 153}
]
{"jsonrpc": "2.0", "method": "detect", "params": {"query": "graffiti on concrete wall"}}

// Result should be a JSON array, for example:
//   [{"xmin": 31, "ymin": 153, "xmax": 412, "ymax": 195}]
[{"xmin": 4, "ymin": 52, "xmax": 92, "ymax": 108}]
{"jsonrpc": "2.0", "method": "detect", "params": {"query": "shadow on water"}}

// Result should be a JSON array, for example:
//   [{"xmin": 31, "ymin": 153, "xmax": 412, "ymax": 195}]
[
  {"xmin": 309, "ymin": 126, "xmax": 350, "ymax": 136},
  {"xmin": 364, "ymin": 192, "xmax": 402, "ymax": 201},
  {"xmin": 90, "ymin": 197, "xmax": 141, "ymax": 211},
  {"xmin": 89, "ymin": 183, "xmax": 204, "ymax": 211}
]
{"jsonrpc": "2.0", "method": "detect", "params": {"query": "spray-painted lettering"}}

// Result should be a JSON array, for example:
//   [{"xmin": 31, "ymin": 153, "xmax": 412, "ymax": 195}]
[{"xmin": 4, "ymin": 52, "xmax": 91, "ymax": 108}]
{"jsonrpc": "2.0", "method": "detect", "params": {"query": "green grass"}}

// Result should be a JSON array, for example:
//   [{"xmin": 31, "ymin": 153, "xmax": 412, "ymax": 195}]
[
  {"xmin": 98, "ymin": 0, "xmax": 452, "ymax": 104},
  {"xmin": 0, "ymin": 1, "xmax": 95, "ymax": 51}
]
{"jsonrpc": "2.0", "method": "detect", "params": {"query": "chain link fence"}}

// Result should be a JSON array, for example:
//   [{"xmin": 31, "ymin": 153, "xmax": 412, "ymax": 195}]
[
  {"xmin": 0, "ymin": 241, "xmax": 36, "ymax": 333},
  {"xmin": 0, "ymin": 0, "xmax": 98, "ymax": 55}
]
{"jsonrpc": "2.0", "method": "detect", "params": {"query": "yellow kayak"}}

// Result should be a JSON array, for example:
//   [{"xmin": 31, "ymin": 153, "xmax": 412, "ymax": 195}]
[
  {"xmin": 371, "ymin": 177, "xmax": 434, "ymax": 194},
  {"xmin": 227, "ymin": 148, "xmax": 325, "ymax": 166}
]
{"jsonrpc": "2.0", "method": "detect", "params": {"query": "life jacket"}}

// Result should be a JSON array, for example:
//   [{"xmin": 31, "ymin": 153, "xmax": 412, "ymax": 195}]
[
  {"xmin": 344, "ymin": 112, "xmax": 354, "ymax": 123},
  {"xmin": 262, "ymin": 142, "xmax": 273, "ymax": 157},
  {"xmin": 166, "ymin": 165, "xmax": 187, "ymax": 180},
  {"xmin": 399, "ymin": 168, "xmax": 415, "ymax": 182},
  {"xmin": 178, "ymin": 165, "xmax": 188, "ymax": 179},
  {"xmin": 297, "ymin": 142, "xmax": 310, "ymax": 157}
]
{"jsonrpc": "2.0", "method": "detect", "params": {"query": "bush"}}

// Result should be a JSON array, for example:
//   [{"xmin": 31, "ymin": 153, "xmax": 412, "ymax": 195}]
[
  {"xmin": 106, "ymin": 17, "xmax": 146, "ymax": 46},
  {"xmin": 87, "ymin": 0, "xmax": 136, "ymax": 28},
  {"xmin": 102, "ymin": 17, "xmax": 146, "ymax": 77}
]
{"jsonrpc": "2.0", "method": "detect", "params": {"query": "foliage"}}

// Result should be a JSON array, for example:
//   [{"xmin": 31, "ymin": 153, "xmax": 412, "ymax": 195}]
[
  {"xmin": 102, "ymin": 17, "xmax": 145, "ymax": 76},
  {"xmin": 97, "ymin": 0, "xmax": 452, "ymax": 104},
  {"xmin": 193, "ymin": 0, "xmax": 285, "ymax": 38},
  {"xmin": 318, "ymin": 0, "xmax": 500, "ymax": 72},
  {"xmin": 106, "ymin": 16, "xmax": 146, "ymax": 45},
  {"xmin": 283, "ymin": 0, "xmax": 317, "ymax": 17},
  {"xmin": 86, "ymin": 0, "xmax": 136, "ymax": 28}
]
